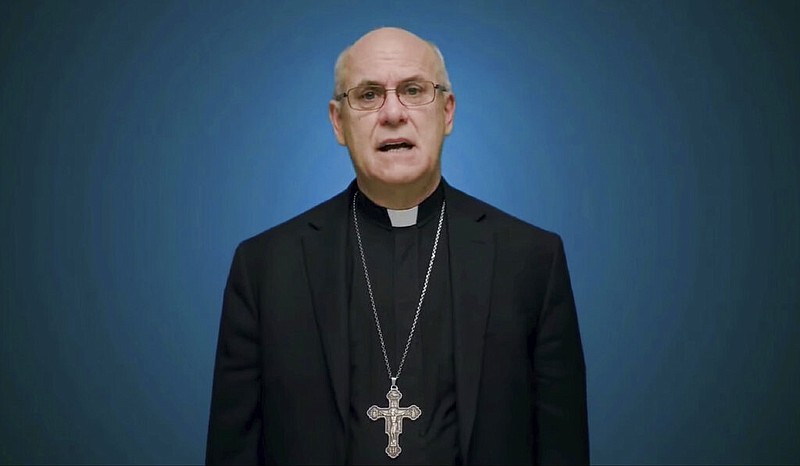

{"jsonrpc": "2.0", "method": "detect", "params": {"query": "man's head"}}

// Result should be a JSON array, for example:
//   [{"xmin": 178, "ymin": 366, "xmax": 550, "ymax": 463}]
[{"xmin": 329, "ymin": 27, "xmax": 455, "ymax": 208}]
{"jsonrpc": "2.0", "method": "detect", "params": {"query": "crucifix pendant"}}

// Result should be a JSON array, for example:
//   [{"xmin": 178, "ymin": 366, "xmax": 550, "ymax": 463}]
[{"xmin": 366, "ymin": 380, "xmax": 421, "ymax": 459}]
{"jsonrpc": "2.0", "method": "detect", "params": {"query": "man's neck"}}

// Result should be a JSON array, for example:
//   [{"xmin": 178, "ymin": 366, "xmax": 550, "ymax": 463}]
[{"xmin": 357, "ymin": 174, "xmax": 441, "ymax": 210}]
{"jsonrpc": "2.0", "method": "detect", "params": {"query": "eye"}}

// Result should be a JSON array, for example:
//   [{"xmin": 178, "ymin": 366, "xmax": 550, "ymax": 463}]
[
  {"xmin": 355, "ymin": 86, "xmax": 383, "ymax": 102},
  {"xmin": 403, "ymin": 83, "xmax": 423, "ymax": 96}
]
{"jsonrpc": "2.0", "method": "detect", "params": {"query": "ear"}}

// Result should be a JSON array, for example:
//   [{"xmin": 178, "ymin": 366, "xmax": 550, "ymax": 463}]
[
  {"xmin": 328, "ymin": 100, "xmax": 347, "ymax": 146},
  {"xmin": 443, "ymin": 92, "xmax": 456, "ymax": 136}
]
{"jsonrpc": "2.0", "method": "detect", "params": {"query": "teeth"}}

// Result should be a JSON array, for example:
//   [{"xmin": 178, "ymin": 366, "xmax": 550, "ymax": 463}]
[{"xmin": 380, "ymin": 143, "xmax": 412, "ymax": 151}]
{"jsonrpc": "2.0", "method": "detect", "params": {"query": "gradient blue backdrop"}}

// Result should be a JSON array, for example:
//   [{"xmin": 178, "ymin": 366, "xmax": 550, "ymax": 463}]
[{"xmin": 1, "ymin": 1, "xmax": 798, "ymax": 464}]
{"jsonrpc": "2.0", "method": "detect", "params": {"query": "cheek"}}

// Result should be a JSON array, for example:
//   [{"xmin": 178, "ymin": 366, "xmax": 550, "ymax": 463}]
[
  {"xmin": 345, "ymin": 120, "xmax": 375, "ymax": 149},
  {"xmin": 344, "ymin": 131, "xmax": 374, "ymax": 168}
]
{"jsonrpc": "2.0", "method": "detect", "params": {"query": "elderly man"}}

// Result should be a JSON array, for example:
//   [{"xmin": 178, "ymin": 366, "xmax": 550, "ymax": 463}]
[{"xmin": 206, "ymin": 27, "xmax": 589, "ymax": 465}]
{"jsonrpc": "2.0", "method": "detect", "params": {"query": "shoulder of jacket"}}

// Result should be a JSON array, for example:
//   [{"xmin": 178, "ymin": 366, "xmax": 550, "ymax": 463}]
[
  {"xmin": 236, "ymin": 187, "xmax": 349, "ymax": 254},
  {"xmin": 445, "ymin": 183, "xmax": 563, "ymax": 248}
]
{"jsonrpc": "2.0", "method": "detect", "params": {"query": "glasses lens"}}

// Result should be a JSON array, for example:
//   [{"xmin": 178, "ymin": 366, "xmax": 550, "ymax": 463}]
[
  {"xmin": 398, "ymin": 81, "xmax": 435, "ymax": 107},
  {"xmin": 348, "ymin": 85, "xmax": 385, "ymax": 110}
]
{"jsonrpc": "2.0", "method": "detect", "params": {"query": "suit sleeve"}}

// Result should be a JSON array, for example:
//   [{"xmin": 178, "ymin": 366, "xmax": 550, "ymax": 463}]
[
  {"xmin": 533, "ymin": 237, "xmax": 590, "ymax": 464},
  {"xmin": 206, "ymin": 244, "xmax": 263, "ymax": 465}
]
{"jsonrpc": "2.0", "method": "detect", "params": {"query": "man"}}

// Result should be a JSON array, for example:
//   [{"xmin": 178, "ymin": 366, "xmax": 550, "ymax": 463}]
[{"xmin": 206, "ymin": 27, "xmax": 589, "ymax": 465}]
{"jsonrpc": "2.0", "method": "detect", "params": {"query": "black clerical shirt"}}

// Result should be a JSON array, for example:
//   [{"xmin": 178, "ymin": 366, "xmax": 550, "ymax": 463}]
[{"xmin": 346, "ymin": 182, "xmax": 460, "ymax": 465}]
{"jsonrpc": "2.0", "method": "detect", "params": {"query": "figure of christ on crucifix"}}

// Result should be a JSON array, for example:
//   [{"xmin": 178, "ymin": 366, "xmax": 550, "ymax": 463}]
[{"xmin": 367, "ymin": 386, "xmax": 422, "ymax": 459}]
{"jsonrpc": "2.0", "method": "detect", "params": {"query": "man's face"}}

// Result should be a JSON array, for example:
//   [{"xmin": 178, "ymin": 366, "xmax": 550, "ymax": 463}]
[{"xmin": 329, "ymin": 29, "xmax": 455, "ymax": 190}]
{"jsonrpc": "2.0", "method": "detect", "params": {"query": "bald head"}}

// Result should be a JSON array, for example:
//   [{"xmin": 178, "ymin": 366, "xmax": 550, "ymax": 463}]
[{"xmin": 333, "ymin": 27, "xmax": 451, "ymax": 98}]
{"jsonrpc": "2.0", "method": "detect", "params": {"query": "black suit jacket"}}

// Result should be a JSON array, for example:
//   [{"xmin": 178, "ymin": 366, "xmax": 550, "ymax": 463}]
[{"xmin": 206, "ymin": 181, "xmax": 589, "ymax": 465}]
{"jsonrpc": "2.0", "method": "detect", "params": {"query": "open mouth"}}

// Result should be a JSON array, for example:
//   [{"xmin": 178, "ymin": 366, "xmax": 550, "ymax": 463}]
[{"xmin": 377, "ymin": 141, "xmax": 415, "ymax": 152}]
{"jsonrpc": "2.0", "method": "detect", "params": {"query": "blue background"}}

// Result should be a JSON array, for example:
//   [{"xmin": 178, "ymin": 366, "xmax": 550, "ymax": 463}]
[{"xmin": 1, "ymin": 0, "xmax": 798, "ymax": 464}]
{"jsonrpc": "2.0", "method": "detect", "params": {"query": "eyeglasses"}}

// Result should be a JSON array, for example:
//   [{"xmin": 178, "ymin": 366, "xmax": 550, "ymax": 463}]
[{"xmin": 335, "ymin": 80, "xmax": 448, "ymax": 111}]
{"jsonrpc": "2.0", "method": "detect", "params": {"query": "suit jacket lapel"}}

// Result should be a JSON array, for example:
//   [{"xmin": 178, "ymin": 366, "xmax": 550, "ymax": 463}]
[
  {"xmin": 445, "ymin": 183, "xmax": 494, "ymax": 464},
  {"xmin": 301, "ymin": 188, "xmax": 351, "ymax": 433}
]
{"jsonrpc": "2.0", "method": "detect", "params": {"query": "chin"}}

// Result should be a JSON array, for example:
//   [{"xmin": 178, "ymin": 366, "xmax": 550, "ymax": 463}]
[
  {"xmin": 352, "ymin": 147, "xmax": 439, "ymax": 187},
  {"xmin": 371, "ymin": 162, "xmax": 436, "ymax": 186},
  {"xmin": 371, "ymin": 167, "xmax": 433, "ymax": 186}
]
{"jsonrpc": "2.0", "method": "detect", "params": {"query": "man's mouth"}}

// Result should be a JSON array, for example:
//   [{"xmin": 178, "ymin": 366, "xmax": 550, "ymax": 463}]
[{"xmin": 377, "ymin": 140, "xmax": 415, "ymax": 152}]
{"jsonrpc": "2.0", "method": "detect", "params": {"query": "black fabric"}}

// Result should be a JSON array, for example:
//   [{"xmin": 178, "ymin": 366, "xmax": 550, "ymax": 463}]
[
  {"xmin": 346, "ymin": 183, "xmax": 460, "ymax": 465},
  {"xmin": 206, "ymin": 180, "xmax": 589, "ymax": 465}
]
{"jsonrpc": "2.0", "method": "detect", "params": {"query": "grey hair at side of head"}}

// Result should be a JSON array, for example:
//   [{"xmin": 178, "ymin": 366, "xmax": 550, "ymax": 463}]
[{"xmin": 332, "ymin": 39, "xmax": 452, "ymax": 100}]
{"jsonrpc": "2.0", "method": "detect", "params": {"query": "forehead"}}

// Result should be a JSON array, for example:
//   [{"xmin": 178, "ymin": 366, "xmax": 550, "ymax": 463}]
[{"xmin": 343, "ymin": 31, "xmax": 438, "ymax": 86}]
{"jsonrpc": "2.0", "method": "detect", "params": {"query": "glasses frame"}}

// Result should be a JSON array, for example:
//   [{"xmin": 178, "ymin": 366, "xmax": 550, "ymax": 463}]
[{"xmin": 335, "ymin": 80, "xmax": 449, "ymax": 111}]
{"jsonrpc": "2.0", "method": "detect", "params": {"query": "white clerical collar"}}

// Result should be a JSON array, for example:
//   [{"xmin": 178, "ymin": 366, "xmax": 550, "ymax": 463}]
[{"xmin": 386, "ymin": 206, "xmax": 419, "ymax": 227}]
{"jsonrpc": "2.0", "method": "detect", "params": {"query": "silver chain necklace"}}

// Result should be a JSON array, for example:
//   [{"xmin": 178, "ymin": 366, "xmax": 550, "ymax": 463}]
[{"xmin": 352, "ymin": 190, "xmax": 446, "ymax": 459}]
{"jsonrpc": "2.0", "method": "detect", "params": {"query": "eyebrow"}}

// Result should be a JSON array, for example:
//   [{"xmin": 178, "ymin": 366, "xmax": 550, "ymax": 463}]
[{"xmin": 353, "ymin": 75, "xmax": 429, "ymax": 87}]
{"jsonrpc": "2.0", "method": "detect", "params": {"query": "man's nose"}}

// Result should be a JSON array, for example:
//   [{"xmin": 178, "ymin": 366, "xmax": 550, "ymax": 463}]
[{"xmin": 378, "ymin": 90, "xmax": 408, "ymax": 126}]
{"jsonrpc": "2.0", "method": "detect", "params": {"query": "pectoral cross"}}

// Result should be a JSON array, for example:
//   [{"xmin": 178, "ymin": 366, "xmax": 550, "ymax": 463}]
[{"xmin": 367, "ymin": 383, "xmax": 421, "ymax": 459}]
